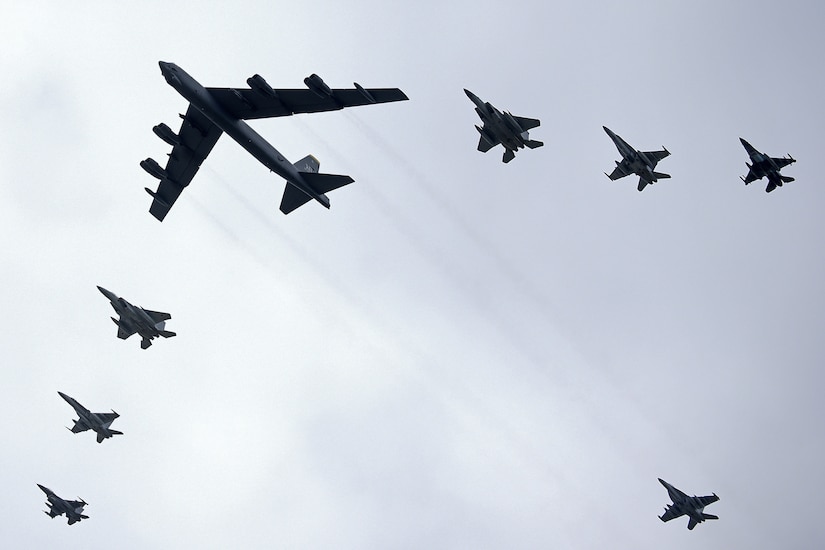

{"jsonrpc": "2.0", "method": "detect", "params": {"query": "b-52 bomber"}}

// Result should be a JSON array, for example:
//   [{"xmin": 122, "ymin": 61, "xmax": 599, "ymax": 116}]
[
  {"xmin": 603, "ymin": 126, "xmax": 670, "ymax": 191},
  {"xmin": 739, "ymin": 138, "xmax": 796, "ymax": 192},
  {"xmin": 464, "ymin": 89, "xmax": 543, "ymax": 163},
  {"xmin": 142, "ymin": 62, "xmax": 408, "ymax": 220},
  {"xmin": 38, "ymin": 484, "xmax": 88, "ymax": 525},
  {"xmin": 58, "ymin": 391, "xmax": 122, "ymax": 444},
  {"xmin": 658, "ymin": 478, "xmax": 719, "ymax": 530},
  {"xmin": 98, "ymin": 286, "xmax": 175, "ymax": 349}
]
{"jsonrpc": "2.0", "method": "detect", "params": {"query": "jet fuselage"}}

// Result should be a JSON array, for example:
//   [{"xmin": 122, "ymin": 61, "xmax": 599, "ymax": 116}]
[
  {"xmin": 739, "ymin": 138, "xmax": 795, "ymax": 192},
  {"xmin": 658, "ymin": 478, "xmax": 719, "ymax": 530},
  {"xmin": 97, "ymin": 286, "xmax": 174, "ymax": 349},
  {"xmin": 158, "ymin": 62, "xmax": 328, "ymax": 208},
  {"xmin": 466, "ymin": 89, "xmax": 527, "ymax": 152},
  {"xmin": 99, "ymin": 287, "xmax": 162, "ymax": 337},
  {"xmin": 604, "ymin": 127, "xmax": 660, "ymax": 182},
  {"xmin": 58, "ymin": 391, "xmax": 120, "ymax": 442},
  {"xmin": 38, "ymin": 484, "xmax": 88, "ymax": 525}
]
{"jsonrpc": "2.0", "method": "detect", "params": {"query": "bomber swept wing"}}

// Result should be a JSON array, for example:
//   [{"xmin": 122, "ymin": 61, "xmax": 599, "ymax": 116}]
[
  {"xmin": 144, "ymin": 108, "xmax": 223, "ymax": 221},
  {"xmin": 206, "ymin": 77, "xmax": 409, "ymax": 120}
]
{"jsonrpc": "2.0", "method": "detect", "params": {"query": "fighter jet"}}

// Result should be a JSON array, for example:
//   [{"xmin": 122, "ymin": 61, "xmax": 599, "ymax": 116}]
[
  {"xmin": 603, "ymin": 126, "xmax": 670, "ymax": 191},
  {"xmin": 38, "ymin": 484, "xmax": 88, "ymax": 525},
  {"xmin": 464, "ymin": 89, "xmax": 543, "ymax": 163},
  {"xmin": 97, "ymin": 286, "xmax": 175, "ymax": 349},
  {"xmin": 58, "ymin": 391, "xmax": 122, "ymax": 444},
  {"xmin": 658, "ymin": 478, "xmax": 719, "ymax": 530},
  {"xmin": 143, "ymin": 62, "xmax": 408, "ymax": 220},
  {"xmin": 739, "ymin": 138, "xmax": 796, "ymax": 192}
]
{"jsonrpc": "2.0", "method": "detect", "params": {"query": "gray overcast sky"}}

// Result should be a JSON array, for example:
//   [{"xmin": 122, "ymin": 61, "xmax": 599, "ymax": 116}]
[{"xmin": 2, "ymin": 1, "xmax": 824, "ymax": 548}]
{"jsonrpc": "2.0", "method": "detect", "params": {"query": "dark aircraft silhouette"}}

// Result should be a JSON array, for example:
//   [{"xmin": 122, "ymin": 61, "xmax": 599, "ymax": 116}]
[
  {"xmin": 739, "ymin": 138, "xmax": 796, "ymax": 192},
  {"xmin": 603, "ymin": 126, "xmax": 670, "ymax": 191},
  {"xmin": 58, "ymin": 391, "xmax": 122, "ymax": 444},
  {"xmin": 38, "ymin": 484, "xmax": 88, "ymax": 525},
  {"xmin": 464, "ymin": 89, "xmax": 542, "ymax": 163},
  {"xmin": 142, "ymin": 62, "xmax": 408, "ymax": 220},
  {"xmin": 98, "ymin": 286, "xmax": 175, "ymax": 349},
  {"xmin": 658, "ymin": 478, "xmax": 719, "ymax": 530}
]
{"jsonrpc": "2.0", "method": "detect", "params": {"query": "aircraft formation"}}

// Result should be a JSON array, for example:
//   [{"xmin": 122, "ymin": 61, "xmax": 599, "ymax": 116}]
[{"xmin": 39, "ymin": 59, "xmax": 799, "ymax": 529}]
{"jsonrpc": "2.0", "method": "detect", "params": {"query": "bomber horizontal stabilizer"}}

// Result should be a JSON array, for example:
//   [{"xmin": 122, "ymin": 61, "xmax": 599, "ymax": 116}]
[
  {"xmin": 302, "ymin": 172, "xmax": 354, "ymax": 195},
  {"xmin": 280, "ymin": 185, "xmax": 314, "ymax": 214},
  {"xmin": 279, "ymin": 172, "xmax": 354, "ymax": 214}
]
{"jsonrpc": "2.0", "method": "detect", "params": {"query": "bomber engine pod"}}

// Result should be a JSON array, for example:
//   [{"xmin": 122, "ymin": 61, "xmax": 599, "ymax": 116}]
[
  {"xmin": 140, "ymin": 158, "xmax": 167, "ymax": 180},
  {"xmin": 247, "ymin": 74, "xmax": 277, "ymax": 98},
  {"xmin": 354, "ymin": 82, "xmax": 376, "ymax": 103},
  {"xmin": 304, "ymin": 73, "xmax": 332, "ymax": 98},
  {"xmin": 152, "ymin": 123, "xmax": 180, "ymax": 146}
]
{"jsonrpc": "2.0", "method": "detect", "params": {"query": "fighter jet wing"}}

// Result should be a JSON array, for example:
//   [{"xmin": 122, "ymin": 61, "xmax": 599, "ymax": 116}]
[
  {"xmin": 143, "ymin": 309, "xmax": 172, "ymax": 323},
  {"xmin": 117, "ymin": 322, "xmax": 137, "ymax": 340},
  {"xmin": 742, "ymin": 169, "xmax": 759, "ymax": 184},
  {"xmin": 697, "ymin": 494, "xmax": 719, "ymax": 506},
  {"xmin": 770, "ymin": 156, "xmax": 795, "ymax": 169},
  {"xmin": 513, "ymin": 115, "xmax": 541, "ymax": 132},
  {"xmin": 207, "ymin": 86, "xmax": 408, "ymax": 120},
  {"xmin": 606, "ymin": 160, "xmax": 632, "ymax": 180},
  {"xmin": 70, "ymin": 422, "xmax": 90, "ymax": 434},
  {"xmin": 659, "ymin": 507, "xmax": 684, "ymax": 522},
  {"xmin": 477, "ymin": 131, "xmax": 499, "ymax": 153},
  {"xmin": 642, "ymin": 149, "xmax": 670, "ymax": 166},
  {"xmin": 146, "ymin": 106, "xmax": 223, "ymax": 221},
  {"xmin": 96, "ymin": 413, "xmax": 119, "ymax": 427}
]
